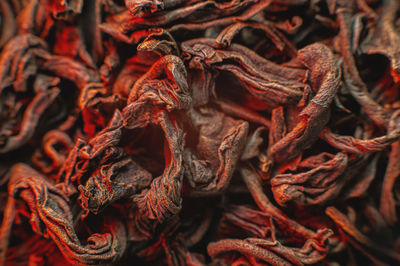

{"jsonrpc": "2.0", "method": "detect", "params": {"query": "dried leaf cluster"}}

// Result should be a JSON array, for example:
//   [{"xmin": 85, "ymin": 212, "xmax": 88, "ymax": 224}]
[{"xmin": 1, "ymin": 0, "xmax": 400, "ymax": 265}]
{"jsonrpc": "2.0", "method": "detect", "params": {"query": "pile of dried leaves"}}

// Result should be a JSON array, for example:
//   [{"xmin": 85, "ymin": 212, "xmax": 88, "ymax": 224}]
[{"xmin": 1, "ymin": 0, "xmax": 400, "ymax": 265}]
